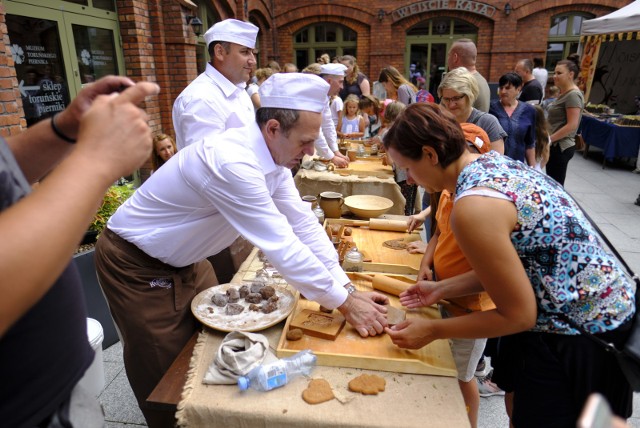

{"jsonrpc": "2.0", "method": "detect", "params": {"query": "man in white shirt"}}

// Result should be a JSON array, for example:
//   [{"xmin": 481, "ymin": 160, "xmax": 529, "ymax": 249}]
[
  {"xmin": 172, "ymin": 19, "xmax": 258, "ymax": 149},
  {"xmin": 532, "ymin": 57, "xmax": 548, "ymax": 96},
  {"xmin": 447, "ymin": 39, "xmax": 490, "ymax": 112},
  {"xmin": 95, "ymin": 73, "xmax": 388, "ymax": 425},
  {"xmin": 313, "ymin": 63, "xmax": 350, "ymax": 167}
]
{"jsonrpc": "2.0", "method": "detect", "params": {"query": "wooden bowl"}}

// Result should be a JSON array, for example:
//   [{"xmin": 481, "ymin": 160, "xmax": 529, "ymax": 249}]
[{"xmin": 344, "ymin": 195, "xmax": 394, "ymax": 218}]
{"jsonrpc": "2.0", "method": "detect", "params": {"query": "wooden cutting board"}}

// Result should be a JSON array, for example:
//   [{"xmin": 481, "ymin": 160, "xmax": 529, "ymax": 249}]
[
  {"xmin": 276, "ymin": 277, "xmax": 456, "ymax": 377},
  {"xmin": 336, "ymin": 160, "xmax": 393, "ymax": 178}
]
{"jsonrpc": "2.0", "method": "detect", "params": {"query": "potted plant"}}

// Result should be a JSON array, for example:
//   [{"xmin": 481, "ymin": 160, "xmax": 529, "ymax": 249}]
[{"xmin": 81, "ymin": 183, "xmax": 136, "ymax": 246}]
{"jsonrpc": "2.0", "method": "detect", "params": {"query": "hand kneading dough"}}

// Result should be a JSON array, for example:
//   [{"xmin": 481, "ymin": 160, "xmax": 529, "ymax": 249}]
[
  {"xmin": 348, "ymin": 374, "xmax": 386, "ymax": 395},
  {"xmin": 302, "ymin": 378, "xmax": 334, "ymax": 404}
]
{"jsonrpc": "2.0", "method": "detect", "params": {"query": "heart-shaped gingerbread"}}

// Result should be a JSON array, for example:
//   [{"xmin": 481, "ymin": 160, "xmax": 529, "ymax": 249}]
[{"xmin": 302, "ymin": 378, "xmax": 335, "ymax": 404}]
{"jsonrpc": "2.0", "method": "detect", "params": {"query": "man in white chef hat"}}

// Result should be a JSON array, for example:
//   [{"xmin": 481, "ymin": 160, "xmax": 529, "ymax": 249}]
[
  {"xmin": 96, "ymin": 72, "xmax": 390, "ymax": 426},
  {"xmin": 172, "ymin": 18, "xmax": 259, "ymax": 149},
  {"xmin": 305, "ymin": 62, "xmax": 351, "ymax": 168}
]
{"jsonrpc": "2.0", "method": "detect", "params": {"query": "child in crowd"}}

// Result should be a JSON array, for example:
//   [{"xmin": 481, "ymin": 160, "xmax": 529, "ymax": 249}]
[
  {"xmin": 358, "ymin": 94, "xmax": 382, "ymax": 138},
  {"xmin": 337, "ymin": 94, "xmax": 365, "ymax": 139},
  {"xmin": 541, "ymin": 85, "xmax": 559, "ymax": 116},
  {"xmin": 415, "ymin": 76, "xmax": 435, "ymax": 103},
  {"xmin": 533, "ymin": 105, "xmax": 551, "ymax": 173},
  {"xmin": 330, "ymin": 94, "xmax": 343, "ymax": 131}
]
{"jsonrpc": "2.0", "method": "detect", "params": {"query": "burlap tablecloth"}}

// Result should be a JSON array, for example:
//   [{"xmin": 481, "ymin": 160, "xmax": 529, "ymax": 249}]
[
  {"xmin": 294, "ymin": 169, "xmax": 407, "ymax": 216},
  {"xmin": 176, "ymin": 250, "xmax": 469, "ymax": 428}
]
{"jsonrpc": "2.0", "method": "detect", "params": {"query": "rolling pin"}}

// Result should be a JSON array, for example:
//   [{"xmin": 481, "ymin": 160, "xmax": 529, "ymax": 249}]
[
  {"xmin": 349, "ymin": 272, "xmax": 464, "ymax": 310},
  {"xmin": 343, "ymin": 219, "xmax": 420, "ymax": 232},
  {"xmin": 349, "ymin": 272, "xmax": 413, "ymax": 296}
]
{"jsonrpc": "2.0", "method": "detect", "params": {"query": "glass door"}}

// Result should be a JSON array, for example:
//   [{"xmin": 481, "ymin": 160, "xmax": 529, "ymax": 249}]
[
  {"xmin": 6, "ymin": 1, "xmax": 123, "ymax": 126},
  {"xmin": 63, "ymin": 14, "xmax": 124, "ymax": 93}
]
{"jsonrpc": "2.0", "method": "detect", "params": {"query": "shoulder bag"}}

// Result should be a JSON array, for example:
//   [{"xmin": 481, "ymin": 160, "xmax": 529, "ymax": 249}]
[{"xmin": 560, "ymin": 199, "xmax": 640, "ymax": 390}]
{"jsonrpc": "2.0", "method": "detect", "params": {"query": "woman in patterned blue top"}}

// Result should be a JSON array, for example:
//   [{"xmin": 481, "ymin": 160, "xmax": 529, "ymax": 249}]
[{"xmin": 383, "ymin": 102, "xmax": 635, "ymax": 427}]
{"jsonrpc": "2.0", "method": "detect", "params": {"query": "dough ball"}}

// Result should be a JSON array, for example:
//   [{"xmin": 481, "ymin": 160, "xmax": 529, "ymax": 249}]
[
  {"xmin": 259, "ymin": 285, "xmax": 276, "ymax": 300},
  {"xmin": 249, "ymin": 303, "xmax": 262, "ymax": 312},
  {"xmin": 262, "ymin": 301, "xmax": 278, "ymax": 314},
  {"xmin": 250, "ymin": 282, "xmax": 265, "ymax": 294},
  {"xmin": 239, "ymin": 285, "xmax": 250, "ymax": 298},
  {"xmin": 286, "ymin": 328, "xmax": 304, "ymax": 341},
  {"xmin": 268, "ymin": 294, "xmax": 279, "ymax": 304},
  {"xmin": 343, "ymin": 227, "xmax": 353, "ymax": 236},
  {"xmin": 225, "ymin": 303, "xmax": 244, "ymax": 316},
  {"xmin": 226, "ymin": 287, "xmax": 240, "ymax": 303},
  {"xmin": 245, "ymin": 293, "xmax": 263, "ymax": 304},
  {"xmin": 211, "ymin": 293, "xmax": 228, "ymax": 307}
]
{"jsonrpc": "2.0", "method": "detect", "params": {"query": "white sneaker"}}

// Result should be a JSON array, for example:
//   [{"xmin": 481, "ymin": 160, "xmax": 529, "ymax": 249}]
[
  {"xmin": 474, "ymin": 356, "xmax": 492, "ymax": 378},
  {"xmin": 477, "ymin": 378, "xmax": 505, "ymax": 398}
]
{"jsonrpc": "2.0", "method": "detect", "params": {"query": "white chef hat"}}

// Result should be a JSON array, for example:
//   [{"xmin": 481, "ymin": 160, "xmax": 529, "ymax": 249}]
[
  {"xmin": 259, "ymin": 73, "xmax": 330, "ymax": 113},
  {"xmin": 203, "ymin": 19, "xmax": 258, "ymax": 48},
  {"xmin": 320, "ymin": 63, "xmax": 347, "ymax": 77}
]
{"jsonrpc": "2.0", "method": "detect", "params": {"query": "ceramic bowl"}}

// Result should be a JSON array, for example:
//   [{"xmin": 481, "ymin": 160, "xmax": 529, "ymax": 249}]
[{"xmin": 344, "ymin": 195, "xmax": 394, "ymax": 218}]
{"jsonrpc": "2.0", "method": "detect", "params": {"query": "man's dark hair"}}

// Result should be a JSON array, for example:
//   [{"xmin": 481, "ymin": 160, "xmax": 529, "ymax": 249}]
[{"xmin": 255, "ymin": 108, "xmax": 300, "ymax": 135}]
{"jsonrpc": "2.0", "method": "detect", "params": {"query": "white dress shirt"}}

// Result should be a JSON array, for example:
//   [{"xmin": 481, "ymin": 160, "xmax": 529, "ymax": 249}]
[
  {"xmin": 172, "ymin": 63, "xmax": 255, "ymax": 149},
  {"xmin": 108, "ymin": 123, "xmax": 350, "ymax": 309},
  {"xmin": 313, "ymin": 96, "xmax": 340, "ymax": 159}
]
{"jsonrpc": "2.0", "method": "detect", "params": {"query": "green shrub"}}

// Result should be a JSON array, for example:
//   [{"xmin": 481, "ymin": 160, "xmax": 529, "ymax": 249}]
[{"xmin": 90, "ymin": 184, "xmax": 135, "ymax": 234}]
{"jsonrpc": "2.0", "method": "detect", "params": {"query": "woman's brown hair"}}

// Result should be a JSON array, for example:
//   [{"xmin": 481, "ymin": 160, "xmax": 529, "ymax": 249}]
[{"xmin": 383, "ymin": 103, "xmax": 466, "ymax": 168}]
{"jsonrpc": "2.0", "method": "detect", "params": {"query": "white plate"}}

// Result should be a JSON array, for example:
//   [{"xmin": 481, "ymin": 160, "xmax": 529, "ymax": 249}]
[{"xmin": 191, "ymin": 282, "xmax": 297, "ymax": 332}]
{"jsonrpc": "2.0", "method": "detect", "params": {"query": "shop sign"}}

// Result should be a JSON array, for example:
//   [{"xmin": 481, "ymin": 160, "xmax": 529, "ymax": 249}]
[{"xmin": 391, "ymin": 0, "xmax": 497, "ymax": 22}]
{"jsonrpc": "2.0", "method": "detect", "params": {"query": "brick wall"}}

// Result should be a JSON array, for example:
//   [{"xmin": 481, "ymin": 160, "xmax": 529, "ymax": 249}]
[
  {"xmin": 0, "ymin": 3, "xmax": 23, "ymax": 138},
  {"xmin": 0, "ymin": 0, "xmax": 632, "ymax": 145}
]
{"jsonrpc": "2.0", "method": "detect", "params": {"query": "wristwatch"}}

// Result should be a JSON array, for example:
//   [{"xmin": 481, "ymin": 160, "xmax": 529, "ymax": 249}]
[{"xmin": 344, "ymin": 283, "xmax": 357, "ymax": 295}]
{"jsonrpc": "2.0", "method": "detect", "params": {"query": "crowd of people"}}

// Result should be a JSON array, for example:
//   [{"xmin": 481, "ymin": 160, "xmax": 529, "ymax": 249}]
[{"xmin": 2, "ymin": 16, "xmax": 635, "ymax": 428}]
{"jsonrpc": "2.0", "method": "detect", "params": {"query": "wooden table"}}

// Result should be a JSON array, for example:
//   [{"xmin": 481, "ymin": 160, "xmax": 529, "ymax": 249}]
[
  {"xmin": 150, "ymin": 233, "xmax": 469, "ymax": 428},
  {"xmin": 294, "ymin": 155, "xmax": 406, "ymax": 215}
]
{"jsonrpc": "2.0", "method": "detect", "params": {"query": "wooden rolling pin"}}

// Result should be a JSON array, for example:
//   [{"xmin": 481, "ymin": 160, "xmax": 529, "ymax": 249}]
[
  {"xmin": 350, "ymin": 272, "xmax": 413, "ymax": 296},
  {"xmin": 349, "ymin": 272, "xmax": 462, "ymax": 310},
  {"xmin": 344, "ymin": 218, "xmax": 420, "ymax": 232}
]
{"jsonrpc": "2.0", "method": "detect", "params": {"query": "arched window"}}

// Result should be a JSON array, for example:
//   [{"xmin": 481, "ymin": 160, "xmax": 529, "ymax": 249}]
[
  {"xmin": 546, "ymin": 12, "xmax": 594, "ymax": 71},
  {"xmin": 293, "ymin": 23, "xmax": 357, "ymax": 70}
]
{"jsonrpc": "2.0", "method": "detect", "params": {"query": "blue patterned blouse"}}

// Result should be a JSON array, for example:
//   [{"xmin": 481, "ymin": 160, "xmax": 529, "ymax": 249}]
[{"xmin": 455, "ymin": 152, "xmax": 635, "ymax": 334}]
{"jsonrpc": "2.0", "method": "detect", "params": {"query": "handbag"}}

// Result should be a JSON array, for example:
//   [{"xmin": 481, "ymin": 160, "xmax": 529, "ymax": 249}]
[
  {"xmin": 560, "ymin": 200, "xmax": 640, "ymax": 390},
  {"xmin": 574, "ymin": 133, "xmax": 586, "ymax": 151}
]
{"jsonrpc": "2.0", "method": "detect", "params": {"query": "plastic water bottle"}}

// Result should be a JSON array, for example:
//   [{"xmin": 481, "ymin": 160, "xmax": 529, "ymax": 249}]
[{"xmin": 237, "ymin": 350, "xmax": 317, "ymax": 392}]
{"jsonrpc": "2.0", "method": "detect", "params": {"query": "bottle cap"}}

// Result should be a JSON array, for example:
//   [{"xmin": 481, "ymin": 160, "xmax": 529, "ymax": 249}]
[{"xmin": 238, "ymin": 377, "xmax": 249, "ymax": 391}]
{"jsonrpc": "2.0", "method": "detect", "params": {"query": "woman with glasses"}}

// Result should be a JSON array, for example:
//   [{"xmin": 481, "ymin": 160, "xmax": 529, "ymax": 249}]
[{"xmin": 438, "ymin": 67, "xmax": 505, "ymax": 154}]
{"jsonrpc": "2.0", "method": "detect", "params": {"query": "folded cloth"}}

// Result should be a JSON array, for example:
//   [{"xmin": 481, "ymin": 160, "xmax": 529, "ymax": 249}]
[{"xmin": 203, "ymin": 331, "xmax": 278, "ymax": 385}]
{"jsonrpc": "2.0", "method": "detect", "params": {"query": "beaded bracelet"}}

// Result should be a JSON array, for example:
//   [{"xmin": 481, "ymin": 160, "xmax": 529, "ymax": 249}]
[{"xmin": 51, "ymin": 112, "xmax": 77, "ymax": 144}]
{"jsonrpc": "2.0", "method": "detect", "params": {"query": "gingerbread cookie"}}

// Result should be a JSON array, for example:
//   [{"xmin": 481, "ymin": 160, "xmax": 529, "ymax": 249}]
[
  {"xmin": 302, "ymin": 378, "xmax": 335, "ymax": 404},
  {"xmin": 348, "ymin": 374, "xmax": 386, "ymax": 395},
  {"xmin": 382, "ymin": 239, "xmax": 408, "ymax": 250}
]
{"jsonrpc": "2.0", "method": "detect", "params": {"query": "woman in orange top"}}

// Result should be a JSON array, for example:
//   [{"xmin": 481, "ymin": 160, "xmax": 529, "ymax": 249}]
[{"xmin": 399, "ymin": 123, "xmax": 495, "ymax": 428}]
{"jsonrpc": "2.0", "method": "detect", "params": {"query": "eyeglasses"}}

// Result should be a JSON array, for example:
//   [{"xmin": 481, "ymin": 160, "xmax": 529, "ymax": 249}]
[{"xmin": 440, "ymin": 94, "xmax": 466, "ymax": 105}]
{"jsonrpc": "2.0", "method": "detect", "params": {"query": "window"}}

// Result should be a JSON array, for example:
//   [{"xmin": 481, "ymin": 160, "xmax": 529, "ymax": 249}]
[
  {"xmin": 546, "ymin": 13, "xmax": 594, "ymax": 71},
  {"xmin": 293, "ymin": 23, "xmax": 357, "ymax": 70},
  {"xmin": 407, "ymin": 18, "xmax": 476, "ymax": 36}
]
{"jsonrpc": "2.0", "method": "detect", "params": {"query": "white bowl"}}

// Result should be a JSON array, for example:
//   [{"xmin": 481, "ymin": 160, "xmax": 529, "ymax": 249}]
[{"xmin": 344, "ymin": 195, "xmax": 394, "ymax": 218}]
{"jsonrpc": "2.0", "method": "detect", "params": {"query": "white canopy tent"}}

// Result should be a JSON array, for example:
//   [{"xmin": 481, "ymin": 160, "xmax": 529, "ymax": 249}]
[
  {"xmin": 578, "ymin": 1, "xmax": 640, "ymax": 114},
  {"xmin": 582, "ymin": 0, "xmax": 640, "ymax": 35}
]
